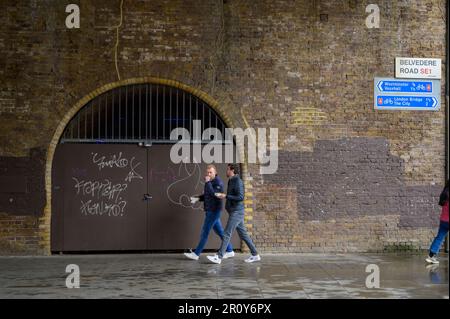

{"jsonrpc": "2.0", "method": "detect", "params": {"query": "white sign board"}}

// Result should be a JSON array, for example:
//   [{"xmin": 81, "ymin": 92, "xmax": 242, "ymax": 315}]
[{"xmin": 395, "ymin": 57, "xmax": 441, "ymax": 79}]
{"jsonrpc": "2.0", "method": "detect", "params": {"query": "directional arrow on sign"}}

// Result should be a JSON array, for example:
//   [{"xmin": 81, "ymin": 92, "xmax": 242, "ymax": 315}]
[
  {"xmin": 377, "ymin": 81, "xmax": 384, "ymax": 92},
  {"xmin": 432, "ymin": 97, "xmax": 437, "ymax": 107}
]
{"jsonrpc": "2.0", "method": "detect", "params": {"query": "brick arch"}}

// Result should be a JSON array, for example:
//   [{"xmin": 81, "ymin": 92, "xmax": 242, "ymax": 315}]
[{"xmin": 39, "ymin": 77, "xmax": 252, "ymax": 254}]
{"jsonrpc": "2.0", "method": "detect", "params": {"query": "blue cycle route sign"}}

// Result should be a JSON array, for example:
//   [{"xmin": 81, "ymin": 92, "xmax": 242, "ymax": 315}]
[
  {"xmin": 374, "ymin": 77, "xmax": 440, "ymax": 111},
  {"xmin": 376, "ymin": 96, "xmax": 438, "ymax": 108},
  {"xmin": 376, "ymin": 80, "xmax": 432, "ymax": 93}
]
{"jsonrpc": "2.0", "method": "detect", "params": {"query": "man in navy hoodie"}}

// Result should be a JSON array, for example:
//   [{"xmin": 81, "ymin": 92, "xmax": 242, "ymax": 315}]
[{"xmin": 184, "ymin": 164, "xmax": 234, "ymax": 260}]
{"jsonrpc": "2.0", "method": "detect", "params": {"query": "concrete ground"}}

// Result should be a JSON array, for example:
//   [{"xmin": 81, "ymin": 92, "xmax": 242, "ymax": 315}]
[{"xmin": 0, "ymin": 252, "xmax": 447, "ymax": 299}]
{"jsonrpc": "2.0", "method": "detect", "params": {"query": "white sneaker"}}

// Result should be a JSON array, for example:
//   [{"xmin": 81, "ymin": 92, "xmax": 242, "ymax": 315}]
[
  {"xmin": 223, "ymin": 251, "xmax": 235, "ymax": 259},
  {"xmin": 207, "ymin": 255, "xmax": 222, "ymax": 264},
  {"xmin": 184, "ymin": 252, "xmax": 199, "ymax": 260},
  {"xmin": 245, "ymin": 255, "xmax": 261, "ymax": 263},
  {"xmin": 426, "ymin": 256, "xmax": 439, "ymax": 264}
]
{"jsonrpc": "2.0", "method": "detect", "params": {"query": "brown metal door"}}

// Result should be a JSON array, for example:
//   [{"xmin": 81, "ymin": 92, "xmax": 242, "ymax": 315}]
[
  {"xmin": 52, "ymin": 143, "xmax": 241, "ymax": 252},
  {"xmin": 146, "ymin": 144, "xmax": 240, "ymax": 250},
  {"xmin": 53, "ymin": 144, "xmax": 147, "ymax": 251}
]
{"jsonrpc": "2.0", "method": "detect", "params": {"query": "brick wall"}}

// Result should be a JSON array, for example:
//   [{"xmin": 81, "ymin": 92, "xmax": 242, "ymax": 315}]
[
  {"xmin": 0, "ymin": 214, "xmax": 41, "ymax": 254},
  {"xmin": 0, "ymin": 148, "xmax": 46, "ymax": 215},
  {"xmin": 0, "ymin": 0, "xmax": 447, "ymax": 254}
]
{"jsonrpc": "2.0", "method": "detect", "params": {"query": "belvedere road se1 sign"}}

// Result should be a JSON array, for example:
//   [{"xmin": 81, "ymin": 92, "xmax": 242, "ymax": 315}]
[
  {"xmin": 374, "ymin": 77, "xmax": 441, "ymax": 111},
  {"xmin": 395, "ymin": 57, "xmax": 441, "ymax": 79}
]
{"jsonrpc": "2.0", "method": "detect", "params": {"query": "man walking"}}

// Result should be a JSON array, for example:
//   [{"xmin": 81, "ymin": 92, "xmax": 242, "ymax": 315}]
[
  {"xmin": 207, "ymin": 164, "xmax": 260, "ymax": 264},
  {"xmin": 184, "ymin": 164, "xmax": 234, "ymax": 260}
]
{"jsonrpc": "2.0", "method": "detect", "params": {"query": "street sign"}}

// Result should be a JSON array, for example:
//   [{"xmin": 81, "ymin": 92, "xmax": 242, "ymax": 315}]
[
  {"xmin": 376, "ymin": 96, "xmax": 438, "ymax": 108},
  {"xmin": 374, "ymin": 77, "xmax": 440, "ymax": 111},
  {"xmin": 395, "ymin": 57, "xmax": 441, "ymax": 79},
  {"xmin": 376, "ymin": 80, "xmax": 433, "ymax": 93}
]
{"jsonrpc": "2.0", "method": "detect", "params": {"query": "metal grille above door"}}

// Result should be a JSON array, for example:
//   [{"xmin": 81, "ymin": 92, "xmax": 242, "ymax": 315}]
[{"xmin": 61, "ymin": 83, "xmax": 230, "ymax": 144}]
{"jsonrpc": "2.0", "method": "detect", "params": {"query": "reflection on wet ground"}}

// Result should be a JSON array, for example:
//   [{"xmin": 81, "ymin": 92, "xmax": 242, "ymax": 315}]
[{"xmin": 0, "ymin": 253, "xmax": 447, "ymax": 299}]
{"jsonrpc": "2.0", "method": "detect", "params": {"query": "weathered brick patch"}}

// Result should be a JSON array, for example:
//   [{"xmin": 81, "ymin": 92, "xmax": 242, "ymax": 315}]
[
  {"xmin": 0, "ymin": 214, "xmax": 42, "ymax": 255},
  {"xmin": 248, "ymin": 137, "xmax": 444, "ymax": 252},
  {"xmin": 251, "ymin": 187, "xmax": 437, "ymax": 253},
  {"xmin": 263, "ymin": 137, "xmax": 442, "ymax": 228},
  {"xmin": 0, "ymin": 148, "xmax": 46, "ymax": 216}
]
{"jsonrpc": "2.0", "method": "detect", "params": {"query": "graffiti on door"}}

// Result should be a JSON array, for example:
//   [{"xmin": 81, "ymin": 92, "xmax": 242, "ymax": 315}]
[
  {"xmin": 91, "ymin": 152, "xmax": 143, "ymax": 183},
  {"xmin": 166, "ymin": 162, "xmax": 203, "ymax": 210},
  {"xmin": 70, "ymin": 151, "xmax": 144, "ymax": 217}
]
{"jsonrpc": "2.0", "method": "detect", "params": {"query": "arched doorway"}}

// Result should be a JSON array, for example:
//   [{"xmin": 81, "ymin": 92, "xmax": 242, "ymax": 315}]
[{"xmin": 50, "ymin": 82, "xmax": 241, "ymax": 252}]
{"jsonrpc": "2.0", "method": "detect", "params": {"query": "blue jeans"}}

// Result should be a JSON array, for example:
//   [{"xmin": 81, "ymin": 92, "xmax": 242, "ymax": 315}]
[
  {"xmin": 194, "ymin": 210, "xmax": 233, "ymax": 256},
  {"xmin": 217, "ymin": 210, "xmax": 258, "ymax": 259},
  {"xmin": 429, "ymin": 221, "xmax": 449, "ymax": 255}
]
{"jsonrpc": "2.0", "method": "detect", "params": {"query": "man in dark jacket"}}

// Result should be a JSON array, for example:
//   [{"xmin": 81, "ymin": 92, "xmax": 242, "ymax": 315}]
[
  {"xmin": 207, "ymin": 164, "xmax": 260, "ymax": 264},
  {"xmin": 184, "ymin": 164, "xmax": 234, "ymax": 260}
]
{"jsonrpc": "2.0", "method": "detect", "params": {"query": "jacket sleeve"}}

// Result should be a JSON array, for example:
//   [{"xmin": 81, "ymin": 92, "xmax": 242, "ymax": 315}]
[
  {"xmin": 226, "ymin": 179, "xmax": 244, "ymax": 201},
  {"xmin": 198, "ymin": 194, "xmax": 205, "ymax": 202}
]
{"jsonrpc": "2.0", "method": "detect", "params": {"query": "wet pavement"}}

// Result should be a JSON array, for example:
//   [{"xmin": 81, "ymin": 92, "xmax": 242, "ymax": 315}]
[{"xmin": 0, "ymin": 253, "xmax": 447, "ymax": 299}]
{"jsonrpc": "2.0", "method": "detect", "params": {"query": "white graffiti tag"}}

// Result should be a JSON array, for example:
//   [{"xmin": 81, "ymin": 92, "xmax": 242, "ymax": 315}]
[
  {"xmin": 125, "ymin": 158, "xmax": 143, "ymax": 183},
  {"xmin": 72, "ymin": 178, "xmax": 128, "ymax": 203},
  {"xmin": 92, "ymin": 152, "xmax": 129, "ymax": 170},
  {"xmin": 92, "ymin": 152, "xmax": 143, "ymax": 183},
  {"xmin": 80, "ymin": 200, "xmax": 127, "ymax": 217}
]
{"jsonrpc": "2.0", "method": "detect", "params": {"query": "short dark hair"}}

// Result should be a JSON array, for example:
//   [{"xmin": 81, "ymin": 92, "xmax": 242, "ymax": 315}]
[{"xmin": 227, "ymin": 163, "xmax": 240, "ymax": 175}]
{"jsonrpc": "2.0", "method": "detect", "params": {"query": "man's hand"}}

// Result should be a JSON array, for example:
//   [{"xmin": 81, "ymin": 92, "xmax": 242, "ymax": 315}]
[
  {"xmin": 190, "ymin": 197, "xmax": 199, "ymax": 204},
  {"xmin": 204, "ymin": 175, "xmax": 211, "ymax": 182},
  {"xmin": 215, "ymin": 193, "xmax": 226, "ymax": 199}
]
